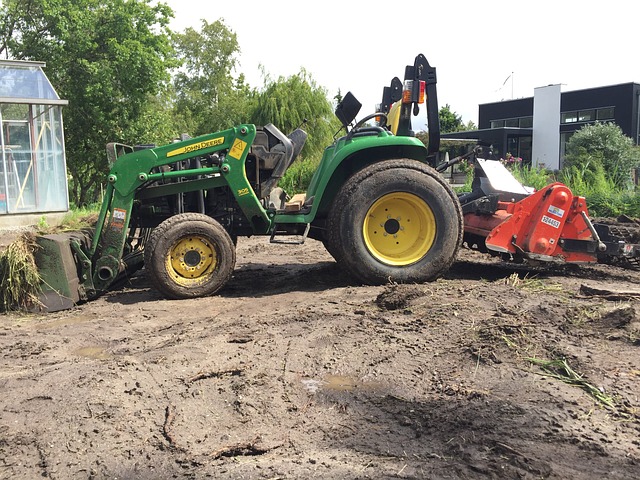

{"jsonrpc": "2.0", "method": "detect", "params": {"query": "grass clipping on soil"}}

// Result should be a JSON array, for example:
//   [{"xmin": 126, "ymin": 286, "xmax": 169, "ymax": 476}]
[
  {"xmin": 0, "ymin": 212, "xmax": 100, "ymax": 312},
  {"xmin": 527, "ymin": 358, "xmax": 637, "ymax": 417},
  {"xmin": 0, "ymin": 233, "xmax": 41, "ymax": 312}
]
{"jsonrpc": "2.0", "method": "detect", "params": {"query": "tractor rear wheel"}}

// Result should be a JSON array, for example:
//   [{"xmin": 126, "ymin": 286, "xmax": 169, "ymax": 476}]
[
  {"xmin": 144, "ymin": 213, "xmax": 236, "ymax": 299},
  {"xmin": 326, "ymin": 159, "xmax": 463, "ymax": 284}
]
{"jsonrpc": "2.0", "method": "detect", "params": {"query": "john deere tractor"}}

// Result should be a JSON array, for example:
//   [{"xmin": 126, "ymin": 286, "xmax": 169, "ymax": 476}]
[{"xmin": 34, "ymin": 53, "xmax": 463, "ymax": 311}]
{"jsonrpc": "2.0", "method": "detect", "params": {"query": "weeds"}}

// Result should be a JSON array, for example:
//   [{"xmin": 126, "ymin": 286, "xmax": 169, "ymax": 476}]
[
  {"xmin": 511, "ymin": 165, "xmax": 554, "ymax": 191},
  {"xmin": 527, "ymin": 357, "xmax": 617, "ymax": 410},
  {"xmin": 498, "ymin": 161, "xmax": 640, "ymax": 218},
  {"xmin": 503, "ymin": 273, "xmax": 563, "ymax": 293},
  {"xmin": 0, "ymin": 233, "xmax": 41, "ymax": 311},
  {"xmin": 37, "ymin": 206, "xmax": 100, "ymax": 235},
  {"xmin": 563, "ymin": 305, "xmax": 603, "ymax": 328},
  {"xmin": 0, "ymin": 205, "xmax": 100, "ymax": 313}
]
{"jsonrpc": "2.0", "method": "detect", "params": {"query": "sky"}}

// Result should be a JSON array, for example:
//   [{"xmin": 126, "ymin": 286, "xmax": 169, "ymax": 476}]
[{"xmin": 162, "ymin": 0, "xmax": 639, "ymax": 130}]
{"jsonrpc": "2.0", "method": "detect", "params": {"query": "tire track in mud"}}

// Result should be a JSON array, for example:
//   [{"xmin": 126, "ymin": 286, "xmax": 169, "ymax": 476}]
[{"xmin": 0, "ymin": 238, "xmax": 639, "ymax": 478}]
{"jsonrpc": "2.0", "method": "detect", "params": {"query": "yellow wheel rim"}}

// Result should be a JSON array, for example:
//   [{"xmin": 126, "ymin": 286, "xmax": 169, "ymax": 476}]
[
  {"xmin": 363, "ymin": 192, "xmax": 436, "ymax": 266},
  {"xmin": 167, "ymin": 236, "xmax": 217, "ymax": 285}
]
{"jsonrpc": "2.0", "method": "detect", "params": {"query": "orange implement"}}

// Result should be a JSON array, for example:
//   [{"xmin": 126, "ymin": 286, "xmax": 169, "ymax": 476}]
[{"xmin": 466, "ymin": 182, "xmax": 600, "ymax": 264}]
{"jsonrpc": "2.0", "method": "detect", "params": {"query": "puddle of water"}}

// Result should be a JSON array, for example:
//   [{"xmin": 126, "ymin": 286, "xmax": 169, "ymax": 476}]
[
  {"xmin": 73, "ymin": 347, "xmax": 111, "ymax": 360},
  {"xmin": 323, "ymin": 375, "xmax": 359, "ymax": 391},
  {"xmin": 301, "ymin": 375, "xmax": 380, "ymax": 394}
]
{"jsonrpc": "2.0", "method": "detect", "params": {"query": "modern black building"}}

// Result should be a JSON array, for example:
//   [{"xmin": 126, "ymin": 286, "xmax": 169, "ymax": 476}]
[{"xmin": 443, "ymin": 82, "xmax": 640, "ymax": 170}]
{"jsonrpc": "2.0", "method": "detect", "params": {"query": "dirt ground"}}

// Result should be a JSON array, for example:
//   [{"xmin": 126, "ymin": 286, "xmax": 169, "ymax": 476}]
[{"xmin": 1, "ymin": 232, "xmax": 639, "ymax": 479}]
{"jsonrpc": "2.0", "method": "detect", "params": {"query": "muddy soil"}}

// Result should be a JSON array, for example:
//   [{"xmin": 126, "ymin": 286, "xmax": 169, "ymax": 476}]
[{"xmin": 1, "ymin": 234, "xmax": 639, "ymax": 479}]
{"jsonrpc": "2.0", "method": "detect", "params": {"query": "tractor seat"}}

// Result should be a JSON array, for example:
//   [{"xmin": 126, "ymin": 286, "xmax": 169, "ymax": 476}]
[{"xmin": 253, "ymin": 124, "xmax": 308, "ymax": 198}]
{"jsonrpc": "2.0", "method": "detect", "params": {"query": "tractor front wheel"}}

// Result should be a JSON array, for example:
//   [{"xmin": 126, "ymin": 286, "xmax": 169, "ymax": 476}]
[
  {"xmin": 326, "ymin": 159, "xmax": 463, "ymax": 284},
  {"xmin": 144, "ymin": 213, "xmax": 236, "ymax": 299}
]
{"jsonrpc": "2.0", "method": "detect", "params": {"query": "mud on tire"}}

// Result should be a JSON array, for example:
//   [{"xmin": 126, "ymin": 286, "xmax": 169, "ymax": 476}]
[
  {"xmin": 144, "ymin": 213, "xmax": 236, "ymax": 299},
  {"xmin": 326, "ymin": 159, "xmax": 463, "ymax": 284}
]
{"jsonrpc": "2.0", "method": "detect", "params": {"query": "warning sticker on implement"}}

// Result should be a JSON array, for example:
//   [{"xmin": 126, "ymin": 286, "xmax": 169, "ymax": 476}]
[
  {"xmin": 541, "ymin": 215, "xmax": 561, "ymax": 229},
  {"xmin": 547, "ymin": 205, "xmax": 565, "ymax": 218},
  {"xmin": 112, "ymin": 208, "xmax": 127, "ymax": 227},
  {"xmin": 229, "ymin": 138, "xmax": 247, "ymax": 160}
]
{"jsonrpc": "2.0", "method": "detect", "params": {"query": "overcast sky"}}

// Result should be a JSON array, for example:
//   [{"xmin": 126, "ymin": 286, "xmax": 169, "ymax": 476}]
[{"xmin": 163, "ymin": 0, "xmax": 638, "ymax": 129}]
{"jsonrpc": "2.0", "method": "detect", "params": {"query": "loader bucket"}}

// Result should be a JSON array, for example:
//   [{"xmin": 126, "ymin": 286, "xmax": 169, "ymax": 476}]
[{"xmin": 33, "ymin": 232, "xmax": 92, "ymax": 312}]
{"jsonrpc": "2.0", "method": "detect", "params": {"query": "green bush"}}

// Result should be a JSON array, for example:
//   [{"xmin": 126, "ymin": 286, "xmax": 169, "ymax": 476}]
[
  {"xmin": 582, "ymin": 190, "xmax": 640, "ymax": 218},
  {"xmin": 558, "ymin": 163, "xmax": 640, "ymax": 217},
  {"xmin": 511, "ymin": 164, "xmax": 555, "ymax": 191},
  {"xmin": 279, "ymin": 157, "xmax": 321, "ymax": 194},
  {"xmin": 564, "ymin": 123, "xmax": 640, "ymax": 190},
  {"xmin": 496, "ymin": 162, "xmax": 640, "ymax": 218}
]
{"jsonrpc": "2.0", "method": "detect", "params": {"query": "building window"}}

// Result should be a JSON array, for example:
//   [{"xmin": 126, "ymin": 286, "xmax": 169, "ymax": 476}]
[
  {"xmin": 519, "ymin": 117, "xmax": 533, "ymax": 128},
  {"xmin": 578, "ymin": 109, "xmax": 595, "ymax": 122},
  {"xmin": 596, "ymin": 107, "xmax": 614, "ymax": 120},
  {"xmin": 561, "ymin": 111, "xmax": 578, "ymax": 123},
  {"xmin": 562, "ymin": 107, "xmax": 614, "ymax": 125},
  {"xmin": 560, "ymin": 132, "xmax": 575, "ymax": 167},
  {"xmin": 491, "ymin": 117, "xmax": 533, "ymax": 128}
]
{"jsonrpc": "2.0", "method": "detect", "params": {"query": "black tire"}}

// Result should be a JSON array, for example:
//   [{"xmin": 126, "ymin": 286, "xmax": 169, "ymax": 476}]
[
  {"xmin": 326, "ymin": 159, "xmax": 463, "ymax": 284},
  {"xmin": 144, "ymin": 213, "xmax": 236, "ymax": 299}
]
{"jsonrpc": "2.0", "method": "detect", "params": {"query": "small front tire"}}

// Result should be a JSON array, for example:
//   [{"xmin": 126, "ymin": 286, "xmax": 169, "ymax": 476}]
[{"xmin": 144, "ymin": 213, "xmax": 236, "ymax": 299}]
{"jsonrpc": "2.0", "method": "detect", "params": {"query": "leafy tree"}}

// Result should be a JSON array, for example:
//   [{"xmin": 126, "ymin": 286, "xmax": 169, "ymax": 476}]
[
  {"xmin": 564, "ymin": 122, "xmax": 640, "ymax": 189},
  {"xmin": 172, "ymin": 19, "xmax": 255, "ymax": 136},
  {"xmin": 462, "ymin": 119, "xmax": 477, "ymax": 131},
  {"xmin": 251, "ymin": 69, "xmax": 339, "ymax": 160},
  {"xmin": 1, "ymin": 0, "xmax": 177, "ymax": 205},
  {"xmin": 439, "ymin": 104, "xmax": 466, "ymax": 134}
]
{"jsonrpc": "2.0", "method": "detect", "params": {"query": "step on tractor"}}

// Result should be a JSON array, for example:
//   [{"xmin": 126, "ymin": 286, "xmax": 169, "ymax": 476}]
[{"xmin": 34, "ymin": 53, "xmax": 639, "ymax": 312}]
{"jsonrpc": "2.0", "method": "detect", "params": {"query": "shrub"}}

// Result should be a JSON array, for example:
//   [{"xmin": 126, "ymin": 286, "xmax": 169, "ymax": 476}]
[
  {"xmin": 564, "ymin": 123, "xmax": 640, "ymax": 189},
  {"xmin": 279, "ymin": 157, "xmax": 321, "ymax": 194},
  {"xmin": 511, "ymin": 164, "xmax": 555, "ymax": 191}
]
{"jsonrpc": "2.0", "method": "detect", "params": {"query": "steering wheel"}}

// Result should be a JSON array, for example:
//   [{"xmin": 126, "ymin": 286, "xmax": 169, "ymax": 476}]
[{"xmin": 346, "ymin": 113, "xmax": 388, "ymax": 140}]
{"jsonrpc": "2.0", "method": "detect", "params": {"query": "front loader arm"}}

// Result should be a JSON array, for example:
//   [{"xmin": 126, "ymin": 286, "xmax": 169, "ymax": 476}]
[{"xmin": 89, "ymin": 125, "xmax": 261, "ymax": 294}]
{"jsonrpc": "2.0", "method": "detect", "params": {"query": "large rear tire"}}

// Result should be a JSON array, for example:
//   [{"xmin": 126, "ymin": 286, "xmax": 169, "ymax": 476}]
[
  {"xmin": 144, "ymin": 213, "xmax": 236, "ymax": 299},
  {"xmin": 326, "ymin": 159, "xmax": 463, "ymax": 284}
]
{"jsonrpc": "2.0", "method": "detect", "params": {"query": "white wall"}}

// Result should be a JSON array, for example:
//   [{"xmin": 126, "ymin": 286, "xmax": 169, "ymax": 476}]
[{"xmin": 532, "ymin": 85, "xmax": 561, "ymax": 170}]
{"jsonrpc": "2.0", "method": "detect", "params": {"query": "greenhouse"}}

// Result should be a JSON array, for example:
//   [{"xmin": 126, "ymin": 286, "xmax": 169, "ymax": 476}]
[{"xmin": 0, "ymin": 60, "xmax": 68, "ymax": 217}]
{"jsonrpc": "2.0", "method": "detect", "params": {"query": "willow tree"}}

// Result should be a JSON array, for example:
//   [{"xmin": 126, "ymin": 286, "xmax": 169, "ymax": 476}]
[{"xmin": 251, "ymin": 69, "xmax": 339, "ymax": 160}]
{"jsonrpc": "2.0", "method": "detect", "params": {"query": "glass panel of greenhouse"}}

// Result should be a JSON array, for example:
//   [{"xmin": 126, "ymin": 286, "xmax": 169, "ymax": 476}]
[{"xmin": 0, "ymin": 60, "xmax": 69, "ymax": 215}]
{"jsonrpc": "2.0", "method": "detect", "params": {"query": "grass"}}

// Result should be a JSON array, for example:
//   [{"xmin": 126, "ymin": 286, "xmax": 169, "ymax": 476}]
[
  {"xmin": 0, "ymin": 205, "xmax": 101, "ymax": 313},
  {"xmin": 527, "ymin": 357, "xmax": 618, "ymax": 411},
  {"xmin": 280, "ymin": 154, "xmax": 640, "ymax": 218},
  {"xmin": 503, "ymin": 273, "xmax": 564, "ymax": 293},
  {"xmin": 466, "ymin": 161, "xmax": 640, "ymax": 218},
  {"xmin": 510, "ymin": 163, "xmax": 640, "ymax": 218},
  {"xmin": 0, "ymin": 233, "xmax": 42, "ymax": 312},
  {"xmin": 37, "ymin": 205, "xmax": 100, "ymax": 235},
  {"xmin": 511, "ymin": 164, "xmax": 555, "ymax": 191}
]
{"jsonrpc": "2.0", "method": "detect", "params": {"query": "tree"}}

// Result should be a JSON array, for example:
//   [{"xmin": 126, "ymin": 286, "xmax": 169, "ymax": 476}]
[
  {"xmin": 172, "ymin": 19, "xmax": 254, "ymax": 136},
  {"xmin": 251, "ymin": 69, "xmax": 339, "ymax": 160},
  {"xmin": 564, "ymin": 122, "xmax": 640, "ymax": 189},
  {"xmin": 439, "ymin": 104, "xmax": 466, "ymax": 134},
  {"xmin": 1, "ymin": 0, "xmax": 177, "ymax": 205}
]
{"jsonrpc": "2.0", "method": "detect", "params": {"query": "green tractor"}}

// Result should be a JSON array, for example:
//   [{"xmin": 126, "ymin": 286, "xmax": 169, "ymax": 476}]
[{"xmin": 35, "ymin": 53, "xmax": 463, "ymax": 312}]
